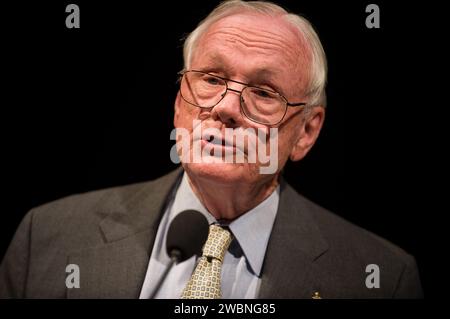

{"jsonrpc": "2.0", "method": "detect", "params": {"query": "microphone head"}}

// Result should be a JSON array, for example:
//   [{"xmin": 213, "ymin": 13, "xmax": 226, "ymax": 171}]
[{"xmin": 166, "ymin": 210, "xmax": 209, "ymax": 263}]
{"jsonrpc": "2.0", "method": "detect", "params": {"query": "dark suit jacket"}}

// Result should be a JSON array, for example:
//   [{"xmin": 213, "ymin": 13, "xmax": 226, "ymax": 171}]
[{"xmin": 0, "ymin": 168, "xmax": 423, "ymax": 298}]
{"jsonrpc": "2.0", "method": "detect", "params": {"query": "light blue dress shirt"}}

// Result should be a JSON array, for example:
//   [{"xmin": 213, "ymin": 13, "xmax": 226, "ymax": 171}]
[{"xmin": 139, "ymin": 172, "xmax": 279, "ymax": 299}]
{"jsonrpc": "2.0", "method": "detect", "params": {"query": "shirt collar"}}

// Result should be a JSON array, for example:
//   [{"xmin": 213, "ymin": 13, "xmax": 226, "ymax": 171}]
[
  {"xmin": 228, "ymin": 185, "xmax": 279, "ymax": 277},
  {"xmin": 170, "ymin": 172, "xmax": 279, "ymax": 277},
  {"xmin": 169, "ymin": 173, "xmax": 216, "ymax": 224}
]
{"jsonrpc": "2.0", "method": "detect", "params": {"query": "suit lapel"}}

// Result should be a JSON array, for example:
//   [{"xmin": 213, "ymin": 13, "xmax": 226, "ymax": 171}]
[
  {"xmin": 258, "ymin": 181, "xmax": 329, "ymax": 299},
  {"xmin": 66, "ymin": 231, "xmax": 153, "ymax": 298},
  {"xmin": 67, "ymin": 168, "xmax": 183, "ymax": 298}
]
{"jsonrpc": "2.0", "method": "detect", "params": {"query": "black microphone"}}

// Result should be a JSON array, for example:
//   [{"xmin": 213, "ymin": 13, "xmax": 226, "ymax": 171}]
[{"xmin": 148, "ymin": 210, "xmax": 209, "ymax": 299}]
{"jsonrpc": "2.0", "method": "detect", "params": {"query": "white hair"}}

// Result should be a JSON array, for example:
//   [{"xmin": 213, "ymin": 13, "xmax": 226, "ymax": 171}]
[{"xmin": 182, "ymin": 0, "xmax": 328, "ymax": 107}]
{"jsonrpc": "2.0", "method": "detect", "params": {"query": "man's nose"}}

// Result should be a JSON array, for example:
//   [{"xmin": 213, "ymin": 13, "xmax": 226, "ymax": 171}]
[{"xmin": 211, "ymin": 86, "xmax": 244, "ymax": 127}]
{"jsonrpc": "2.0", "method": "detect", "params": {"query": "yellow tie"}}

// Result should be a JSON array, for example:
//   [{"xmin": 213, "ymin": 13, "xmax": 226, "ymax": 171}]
[{"xmin": 181, "ymin": 224, "xmax": 232, "ymax": 299}]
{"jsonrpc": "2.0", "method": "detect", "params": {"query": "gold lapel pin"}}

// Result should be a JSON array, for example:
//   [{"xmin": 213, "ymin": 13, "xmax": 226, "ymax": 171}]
[{"xmin": 312, "ymin": 291, "xmax": 322, "ymax": 299}]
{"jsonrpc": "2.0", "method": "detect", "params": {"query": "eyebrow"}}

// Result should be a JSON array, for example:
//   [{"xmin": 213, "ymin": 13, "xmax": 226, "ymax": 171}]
[
  {"xmin": 248, "ymin": 68, "xmax": 286, "ymax": 96},
  {"xmin": 197, "ymin": 53, "xmax": 228, "ymax": 73},
  {"xmin": 198, "ymin": 53, "xmax": 286, "ymax": 95},
  {"xmin": 250, "ymin": 68, "xmax": 279, "ymax": 82}
]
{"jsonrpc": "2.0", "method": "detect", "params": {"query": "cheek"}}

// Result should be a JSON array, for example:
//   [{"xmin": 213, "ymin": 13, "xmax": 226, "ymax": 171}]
[
  {"xmin": 175, "ymin": 102, "xmax": 199, "ymax": 130},
  {"xmin": 278, "ymin": 124, "xmax": 301, "ymax": 158},
  {"xmin": 278, "ymin": 132, "xmax": 293, "ymax": 159}
]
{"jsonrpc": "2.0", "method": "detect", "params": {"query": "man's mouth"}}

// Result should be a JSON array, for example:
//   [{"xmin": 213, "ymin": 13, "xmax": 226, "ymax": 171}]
[
  {"xmin": 201, "ymin": 132, "xmax": 246, "ymax": 154},
  {"xmin": 202, "ymin": 133, "xmax": 231, "ymax": 147}
]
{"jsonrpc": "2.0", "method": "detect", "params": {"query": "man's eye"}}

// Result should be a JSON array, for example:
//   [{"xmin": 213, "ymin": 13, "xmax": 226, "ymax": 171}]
[
  {"xmin": 203, "ymin": 76, "xmax": 221, "ymax": 85},
  {"xmin": 253, "ymin": 89, "xmax": 272, "ymax": 98}
]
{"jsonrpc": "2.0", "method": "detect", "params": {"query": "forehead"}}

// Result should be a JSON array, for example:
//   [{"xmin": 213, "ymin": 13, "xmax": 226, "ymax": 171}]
[{"xmin": 192, "ymin": 13, "xmax": 310, "ymax": 93}]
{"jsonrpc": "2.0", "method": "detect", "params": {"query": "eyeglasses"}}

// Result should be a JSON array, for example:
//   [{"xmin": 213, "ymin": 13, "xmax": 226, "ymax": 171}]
[{"xmin": 178, "ymin": 70, "xmax": 306, "ymax": 125}]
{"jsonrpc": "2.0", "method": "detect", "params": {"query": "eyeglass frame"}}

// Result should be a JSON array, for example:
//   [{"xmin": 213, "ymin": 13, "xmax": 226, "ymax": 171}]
[{"xmin": 178, "ymin": 69, "xmax": 307, "ymax": 126}]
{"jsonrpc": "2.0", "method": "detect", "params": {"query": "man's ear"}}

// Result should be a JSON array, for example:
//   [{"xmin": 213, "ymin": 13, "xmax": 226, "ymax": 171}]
[
  {"xmin": 289, "ymin": 106, "xmax": 325, "ymax": 162},
  {"xmin": 174, "ymin": 92, "xmax": 181, "ymax": 127}
]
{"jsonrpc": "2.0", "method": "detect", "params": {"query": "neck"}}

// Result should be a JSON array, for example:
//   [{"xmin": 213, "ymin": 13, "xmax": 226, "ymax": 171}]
[{"xmin": 186, "ymin": 172, "xmax": 279, "ymax": 222}]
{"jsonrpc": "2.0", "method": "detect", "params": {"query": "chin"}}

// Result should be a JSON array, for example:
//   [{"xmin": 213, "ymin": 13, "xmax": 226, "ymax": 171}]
[{"xmin": 183, "ymin": 161, "xmax": 259, "ymax": 185}]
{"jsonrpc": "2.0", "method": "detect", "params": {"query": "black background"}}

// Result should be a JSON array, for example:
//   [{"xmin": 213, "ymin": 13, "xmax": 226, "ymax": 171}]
[{"xmin": 1, "ymin": 0, "xmax": 432, "ymax": 297}]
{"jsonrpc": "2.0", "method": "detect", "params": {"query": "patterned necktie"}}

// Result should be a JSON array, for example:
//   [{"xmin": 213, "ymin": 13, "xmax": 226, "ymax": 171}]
[{"xmin": 181, "ymin": 224, "xmax": 232, "ymax": 299}]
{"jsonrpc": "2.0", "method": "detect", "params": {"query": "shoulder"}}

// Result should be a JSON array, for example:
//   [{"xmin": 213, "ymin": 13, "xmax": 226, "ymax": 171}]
[
  {"xmin": 25, "ymin": 168, "xmax": 182, "ymax": 249},
  {"xmin": 32, "ymin": 168, "xmax": 180, "ymax": 218},
  {"xmin": 280, "ymin": 183, "xmax": 423, "ymax": 298},
  {"xmin": 283, "ymin": 183, "xmax": 412, "ymax": 263}
]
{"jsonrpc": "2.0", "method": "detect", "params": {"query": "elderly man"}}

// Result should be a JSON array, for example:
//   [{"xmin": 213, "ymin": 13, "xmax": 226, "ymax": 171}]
[{"xmin": 0, "ymin": 0, "xmax": 422, "ymax": 298}]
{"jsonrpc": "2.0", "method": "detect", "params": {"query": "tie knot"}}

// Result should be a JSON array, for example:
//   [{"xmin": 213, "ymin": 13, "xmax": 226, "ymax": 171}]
[{"xmin": 202, "ymin": 225, "xmax": 232, "ymax": 262}]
